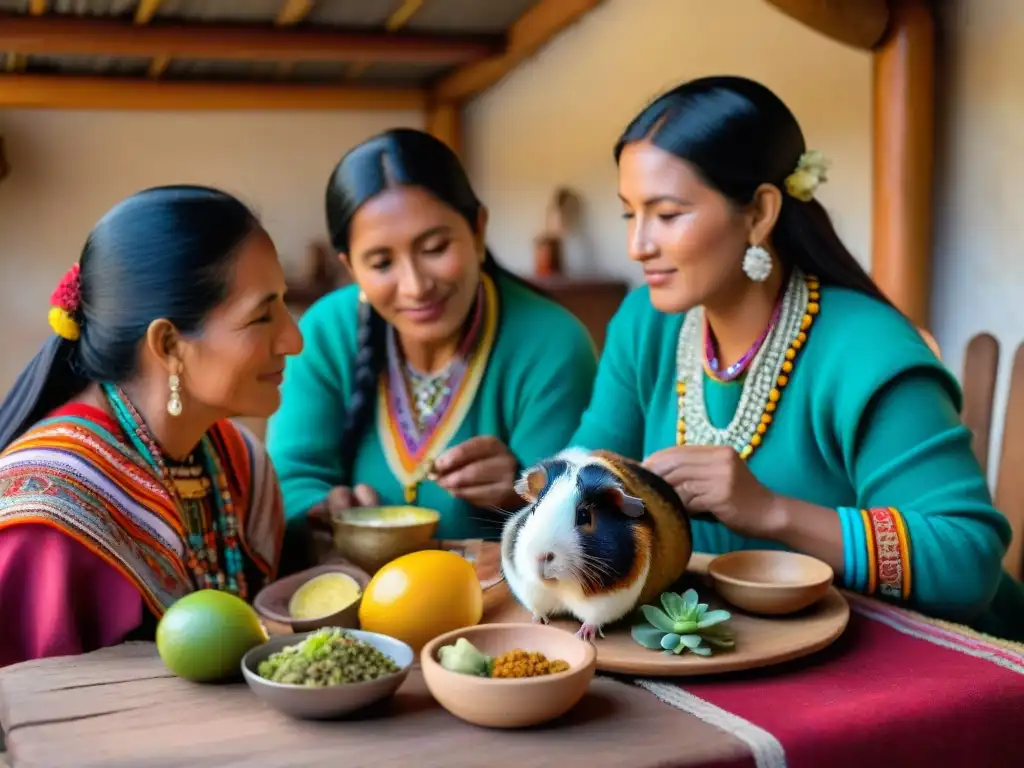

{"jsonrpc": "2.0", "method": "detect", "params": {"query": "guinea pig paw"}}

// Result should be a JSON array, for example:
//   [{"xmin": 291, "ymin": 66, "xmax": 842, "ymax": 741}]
[
  {"xmin": 531, "ymin": 613, "xmax": 550, "ymax": 625},
  {"xmin": 575, "ymin": 623, "xmax": 603, "ymax": 643}
]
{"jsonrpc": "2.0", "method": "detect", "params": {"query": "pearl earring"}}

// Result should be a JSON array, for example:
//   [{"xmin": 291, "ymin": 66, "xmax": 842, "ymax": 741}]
[
  {"xmin": 742, "ymin": 245, "xmax": 772, "ymax": 282},
  {"xmin": 167, "ymin": 371, "xmax": 183, "ymax": 417}
]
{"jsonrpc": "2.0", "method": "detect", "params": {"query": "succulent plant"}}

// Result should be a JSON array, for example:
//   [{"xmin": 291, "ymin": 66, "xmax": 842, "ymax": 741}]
[{"xmin": 631, "ymin": 589, "xmax": 735, "ymax": 657}]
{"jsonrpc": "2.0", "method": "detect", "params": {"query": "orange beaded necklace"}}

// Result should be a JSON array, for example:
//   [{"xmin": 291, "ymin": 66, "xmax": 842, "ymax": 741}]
[{"xmin": 675, "ymin": 271, "xmax": 821, "ymax": 461}]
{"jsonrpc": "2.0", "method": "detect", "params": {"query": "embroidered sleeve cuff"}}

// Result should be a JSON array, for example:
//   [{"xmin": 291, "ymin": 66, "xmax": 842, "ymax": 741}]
[{"xmin": 858, "ymin": 506, "xmax": 913, "ymax": 600}]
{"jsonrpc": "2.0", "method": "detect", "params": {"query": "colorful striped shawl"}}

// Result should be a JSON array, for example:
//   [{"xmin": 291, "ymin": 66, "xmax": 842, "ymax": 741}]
[{"xmin": 0, "ymin": 406, "xmax": 284, "ymax": 617}]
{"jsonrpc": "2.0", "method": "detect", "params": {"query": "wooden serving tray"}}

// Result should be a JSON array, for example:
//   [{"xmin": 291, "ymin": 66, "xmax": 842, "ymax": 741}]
[{"xmin": 483, "ymin": 552, "xmax": 850, "ymax": 677}]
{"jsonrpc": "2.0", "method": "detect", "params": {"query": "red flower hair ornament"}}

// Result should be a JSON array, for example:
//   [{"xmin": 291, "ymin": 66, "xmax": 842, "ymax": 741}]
[{"xmin": 48, "ymin": 263, "xmax": 82, "ymax": 341}]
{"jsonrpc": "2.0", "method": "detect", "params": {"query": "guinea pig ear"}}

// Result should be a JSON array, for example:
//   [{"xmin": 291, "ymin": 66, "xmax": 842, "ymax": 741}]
[
  {"xmin": 514, "ymin": 465, "xmax": 547, "ymax": 502},
  {"xmin": 606, "ymin": 487, "xmax": 646, "ymax": 518}
]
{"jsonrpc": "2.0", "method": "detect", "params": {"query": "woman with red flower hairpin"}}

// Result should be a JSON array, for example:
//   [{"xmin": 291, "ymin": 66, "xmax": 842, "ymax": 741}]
[{"xmin": 0, "ymin": 185, "xmax": 304, "ymax": 667}]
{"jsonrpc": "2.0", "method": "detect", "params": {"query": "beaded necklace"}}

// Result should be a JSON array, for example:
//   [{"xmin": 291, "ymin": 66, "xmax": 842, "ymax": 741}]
[
  {"xmin": 703, "ymin": 290, "xmax": 783, "ymax": 382},
  {"xmin": 675, "ymin": 269, "xmax": 820, "ymax": 461},
  {"xmin": 101, "ymin": 382, "xmax": 248, "ymax": 599},
  {"xmin": 378, "ymin": 275, "xmax": 498, "ymax": 504},
  {"xmin": 387, "ymin": 282, "xmax": 485, "ymax": 440}
]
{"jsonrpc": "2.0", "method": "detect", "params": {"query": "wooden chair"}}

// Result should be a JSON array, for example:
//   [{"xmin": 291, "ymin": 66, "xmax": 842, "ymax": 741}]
[{"xmin": 959, "ymin": 333, "xmax": 1024, "ymax": 580}]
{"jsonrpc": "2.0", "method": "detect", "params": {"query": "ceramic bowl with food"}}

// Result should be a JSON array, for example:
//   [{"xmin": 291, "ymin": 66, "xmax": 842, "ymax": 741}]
[
  {"xmin": 331, "ymin": 506, "xmax": 441, "ymax": 574},
  {"xmin": 420, "ymin": 623, "xmax": 597, "ymax": 729},
  {"xmin": 252, "ymin": 563, "xmax": 370, "ymax": 634},
  {"xmin": 241, "ymin": 628, "xmax": 413, "ymax": 720},
  {"xmin": 707, "ymin": 550, "xmax": 834, "ymax": 616}
]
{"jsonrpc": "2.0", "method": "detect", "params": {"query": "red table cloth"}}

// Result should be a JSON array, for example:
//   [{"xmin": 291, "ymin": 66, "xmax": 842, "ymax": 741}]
[{"xmin": 630, "ymin": 592, "xmax": 1024, "ymax": 768}]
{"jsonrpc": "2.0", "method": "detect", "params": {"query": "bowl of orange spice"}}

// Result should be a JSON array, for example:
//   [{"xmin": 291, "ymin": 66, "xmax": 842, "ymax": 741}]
[{"xmin": 420, "ymin": 623, "xmax": 596, "ymax": 728}]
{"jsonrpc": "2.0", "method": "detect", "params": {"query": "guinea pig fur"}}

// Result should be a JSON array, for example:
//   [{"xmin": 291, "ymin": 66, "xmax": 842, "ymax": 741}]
[{"xmin": 500, "ymin": 448, "xmax": 656, "ymax": 642}]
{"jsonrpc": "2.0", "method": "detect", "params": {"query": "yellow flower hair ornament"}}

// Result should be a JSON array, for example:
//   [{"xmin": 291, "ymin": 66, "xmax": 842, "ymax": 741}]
[
  {"xmin": 48, "ymin": 263, "xmax": 82, "ymax": 342},
  {"xmin": 784, "ymin": 150, "xmax": 830, "ymax": 202}
]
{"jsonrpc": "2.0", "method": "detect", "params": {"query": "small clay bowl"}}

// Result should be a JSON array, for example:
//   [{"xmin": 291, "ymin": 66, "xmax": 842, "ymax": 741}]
[
  {"xmin": 241, "ymin": 629, "xmax": 413, "ymax": 720},
  {"xmin": 707, "ymin": 550, "xmax": 834, "ymax": 616},
  {"xmin": 252, "ymin": 563, "xmax": 370, "ymax": 634},
  {"xmin": 420, "ymin": 623, "xmax": 597, "ymax": 729},
  {"xmin": 331, "ymin": 506, "xmax": 441, "ymax": 575}
]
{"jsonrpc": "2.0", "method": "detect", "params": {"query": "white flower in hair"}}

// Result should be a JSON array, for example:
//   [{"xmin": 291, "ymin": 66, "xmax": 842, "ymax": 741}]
[{"xmin": 784, "ymin": 150, "xmax": 830, "ymax": 202}]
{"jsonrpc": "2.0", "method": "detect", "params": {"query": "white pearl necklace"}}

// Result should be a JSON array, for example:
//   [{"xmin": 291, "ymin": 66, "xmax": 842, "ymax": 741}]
[{"xmin": 675, "ymin": 268, "xmax": 810, "ymax": 454}]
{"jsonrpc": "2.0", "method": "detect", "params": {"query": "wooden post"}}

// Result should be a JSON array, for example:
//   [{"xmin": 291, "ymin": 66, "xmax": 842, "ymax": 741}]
[
  {"xmin": 426, "ymin": 101, "xmax": 463, "ymax": 157},
  {"xmin": 871, "ymin": 0, "xmax": 935, "ymax": 328}
]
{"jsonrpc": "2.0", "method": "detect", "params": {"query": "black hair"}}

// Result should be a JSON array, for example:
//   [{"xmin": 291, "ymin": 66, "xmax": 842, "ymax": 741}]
[
  {"xmin": 615, "ymin": 75, "xmax": 891, "ymax": 306},
  {"xmin": 0, "ymin": 185, "xmax": 260, "ymax": 451},
  {"xmin": 325, "ymin": 127, "xmax": 536, "ymax": 474}
]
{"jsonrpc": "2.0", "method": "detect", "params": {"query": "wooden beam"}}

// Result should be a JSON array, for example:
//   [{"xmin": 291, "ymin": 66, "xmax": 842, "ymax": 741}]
[
  {"xmin": 5, "ymin": 0, "xmax": 47, "ymax": 73},
  {"xmin": 134, "ymin": 0, "xmax": 170, "ymax": 79},
  {"xmin": 134, "ymin": 0, "xmax": 164, "ymax": 25},
  {"xmin": 871, "ymin": 0, "xmax": 935, "ymax": 328},
  {"xmin": 3, "ymin": 53, "xmax": 24, "ymax": 73},
  {"xmin": 425, "ymin": 100, "xmax": 462, "ymax": 156},
  {"xmin": 433, "ymin": 0, "xmax": 604, "ymax": 101},
  {"xmin": 0, "ymin": 74, "xmax": 427, "ymax": 111},
  {"xmin": 762, "ymin": 0, "xmax": 890, "ymax": 51},
  {"xmin": 0, "ymin": 14, "xmax": 501, "ymax": 65},
  {"xmin": 275, "ymin": 0, "xmax": 314, "ymax": 26},
  {"xmin": 348, "ymin": 0, "xmax": 425, "ymax": 79},
  {"xmin": 273, "ymin": 1, "xmax": 316, "ymax": 79}
]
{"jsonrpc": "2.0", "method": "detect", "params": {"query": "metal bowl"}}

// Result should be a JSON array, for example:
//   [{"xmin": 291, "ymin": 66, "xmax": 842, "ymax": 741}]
[{"xmin": 330, "ymin": 505, "xmax": 441, "ymax": 574}]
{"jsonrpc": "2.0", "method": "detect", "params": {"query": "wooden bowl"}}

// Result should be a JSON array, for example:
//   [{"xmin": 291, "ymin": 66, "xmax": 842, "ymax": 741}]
[
  {"xmin": 420, "ymin": 623, "xmax": 597, "ymax": 729},
  {"xmin": 707, "ymin": 550, "xmax": 834, "ymax": 616},
  {"xmin": 252, "ymin": 563, "xmax": 370, "ymax": 634},
  {"xmin": 241, "ymin": 629, "xmax": 413, "ymax": 720},
  {"xmin": 331, "ymin": 506, "xmax": 441, "ymax": 575}
]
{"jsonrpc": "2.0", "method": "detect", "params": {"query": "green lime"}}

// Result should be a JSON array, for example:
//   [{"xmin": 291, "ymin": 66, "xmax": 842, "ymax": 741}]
[{"xmin": 156, "ymin": 589, "xmax": 268, "ymax": 683}]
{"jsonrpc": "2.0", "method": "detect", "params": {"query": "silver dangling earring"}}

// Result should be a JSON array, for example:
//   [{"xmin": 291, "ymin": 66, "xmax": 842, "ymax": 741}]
[
  {"xmin": 167, "ymin": 371, "xmax": 183, "ymax": 417},
  {"xmin": 742, "ymin": 245, "xmax": 773, "ymax": 282}
]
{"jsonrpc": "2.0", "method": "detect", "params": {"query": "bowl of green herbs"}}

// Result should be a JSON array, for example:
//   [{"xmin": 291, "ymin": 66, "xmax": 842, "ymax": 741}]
[{"xmin": 241, "ymin": 627, "xmax": 413, "ymax": 719}]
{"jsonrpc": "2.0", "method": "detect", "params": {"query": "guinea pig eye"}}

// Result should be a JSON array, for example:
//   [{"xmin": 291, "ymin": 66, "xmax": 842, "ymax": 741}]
[{"xmin": 575, "ymin": 504, "xmax": 594, "ymax": 529}]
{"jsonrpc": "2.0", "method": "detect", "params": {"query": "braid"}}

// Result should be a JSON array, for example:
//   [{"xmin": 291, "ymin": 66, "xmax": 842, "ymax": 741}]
[{"xmin": 338, "ymin": 298, "xmax": 387, "ymax": 475}]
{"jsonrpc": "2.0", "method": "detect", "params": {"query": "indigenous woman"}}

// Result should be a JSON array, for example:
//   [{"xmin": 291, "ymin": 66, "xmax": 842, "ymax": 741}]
[
  {"xmin": 571, "ymin": 76, "xmax": 1024, "ymax": 640},
  {"xmin": 0, "ymin": 186, "xmax": 304, "ymax": 667},
  {"xmin": 267, "ymin": 128, "xmax": 597, "ymax": 549}
]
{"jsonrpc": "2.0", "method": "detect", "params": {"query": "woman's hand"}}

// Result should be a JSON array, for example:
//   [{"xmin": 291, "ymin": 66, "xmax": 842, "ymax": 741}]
[
  {"xmin": 642, "ymin": 445, "xmax": 780, "ymax": 539},
  {"xmin": 431, "ymin": 436, "xmax": 520, "ymax": 509},
  {"xmin": 307, "ymin": 483, "xmax": 380, "ymax": 533}
]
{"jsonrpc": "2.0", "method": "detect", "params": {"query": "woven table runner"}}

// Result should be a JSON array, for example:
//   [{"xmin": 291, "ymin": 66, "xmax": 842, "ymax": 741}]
[{"xmin": 630, "ymin": 593, "xmax": 1024, "ymax": 768}]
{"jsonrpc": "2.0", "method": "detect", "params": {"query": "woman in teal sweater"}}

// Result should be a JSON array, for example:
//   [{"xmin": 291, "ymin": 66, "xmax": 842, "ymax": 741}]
[
  {"xmin": 267, "ymin": 129, "xmax": 597, "ymax": 555},
  {"xmin": 567, "ymin": 75, "xmax": 1023, "ymax": 639}
]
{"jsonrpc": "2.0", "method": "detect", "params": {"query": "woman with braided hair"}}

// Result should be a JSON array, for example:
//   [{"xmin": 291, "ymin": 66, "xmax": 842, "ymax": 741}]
[{"xmin": 267, "ymin": 128, "xmax": 597, "ymax": 556}]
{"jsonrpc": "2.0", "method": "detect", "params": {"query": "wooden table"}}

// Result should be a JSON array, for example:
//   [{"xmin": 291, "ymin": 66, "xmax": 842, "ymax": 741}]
[
  {"xmin": 0, "ymin": 644, "xmax": 751, "ymax": 768},
  {"xmin": 3, "ymin": 546, "xmax": 1024, "ymax": 768}
]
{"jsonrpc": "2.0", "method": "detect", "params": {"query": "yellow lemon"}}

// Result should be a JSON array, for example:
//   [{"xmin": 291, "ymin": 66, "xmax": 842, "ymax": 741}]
[
  {"xmin": 358, "ymin": 549, "xmax": 483, "ymax": 653},
  {"xmin": 288, "ymin": 572, "xmax": 362, "ymax": 620}
]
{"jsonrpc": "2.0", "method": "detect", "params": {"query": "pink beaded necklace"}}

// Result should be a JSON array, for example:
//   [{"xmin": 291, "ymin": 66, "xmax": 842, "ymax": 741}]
[{"xmin": 703, "ymin": 290, "xmax": 784, "ymax": 382}]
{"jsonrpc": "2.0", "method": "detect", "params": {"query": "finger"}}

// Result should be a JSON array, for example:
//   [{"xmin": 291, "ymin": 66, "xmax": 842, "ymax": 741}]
[
  {"xmin": 307, "ymin": 502, "xmax": 333, "ymax": 532},
  {"xmin": 438, "ymin": 456, "xmax": 515, "ymax": 490},
  {"xmin": 325, "ymin": 486, "xmax": 354, "ymax": 514},
  {"xmin": 353, "ymin": 484, "xmax": 379, "ymax": 507},
  {"xmin": 644, "ymin": 445, "xmax": 731, "ymax": 472},
  {"xmin": 675, "ymin": 480, "xmax": 718, "ymax": 509},
  {"xmin": 433, "ymin": 436, "xmax": 501, "ymax": 474}
]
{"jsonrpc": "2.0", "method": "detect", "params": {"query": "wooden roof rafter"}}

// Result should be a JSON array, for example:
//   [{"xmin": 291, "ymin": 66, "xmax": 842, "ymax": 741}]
[{"xmin": 0, "ymin": 0, "xmax": 601, "ymax": 115}]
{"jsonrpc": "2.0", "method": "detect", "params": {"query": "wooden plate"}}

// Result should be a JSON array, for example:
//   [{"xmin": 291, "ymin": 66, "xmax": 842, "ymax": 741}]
[{"xmin": 485, "ymin": 552, "xmax": 850, "ymax": 677}]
